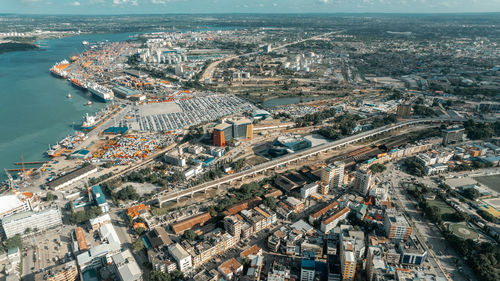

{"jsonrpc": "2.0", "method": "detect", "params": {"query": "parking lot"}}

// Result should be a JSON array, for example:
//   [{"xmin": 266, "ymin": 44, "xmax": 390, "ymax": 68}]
[
  {"xmin": 130, "ymin": 95, "xmax": 255, "ymax": 132},
  {"xmin": 22, "ymin": 226, "xmax": 74, "ymax": 278}
]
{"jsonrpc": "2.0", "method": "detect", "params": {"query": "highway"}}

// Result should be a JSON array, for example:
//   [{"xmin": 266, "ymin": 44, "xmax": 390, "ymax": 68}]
[{"xmin": 154, "ymin": 117, "xmax": 456, "ymax": 204}]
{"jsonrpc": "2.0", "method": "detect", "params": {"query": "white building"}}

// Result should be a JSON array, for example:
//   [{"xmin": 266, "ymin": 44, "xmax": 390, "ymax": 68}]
[
  {"xmin": 320, "ymin": 207, "xmax": 350, "ymax": 234},
  {"xmin": 112, "ymin": 249, "xmax": 142, "ymax": 281},
  {"xmin": 168, "ymin": 243, "xmax": 192, "ymax": 273},
  {"xmin": 1, "ymin": 207, "xmax": 62, "ymax": 238},
  {"xmin": 77, "ymin": 242, "xmax": 121, "ymax": 271},
  {"xmin": 301, "ymin": 182, "xmax": 318, "ymax": 199},
  {"xmin": 0, "ymin": 192, "xmax": 35, "ymax": 219}
]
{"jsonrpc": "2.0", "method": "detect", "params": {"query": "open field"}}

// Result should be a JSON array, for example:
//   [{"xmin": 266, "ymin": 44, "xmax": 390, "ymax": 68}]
[
  {"xmin": 474, "ymin": 174, "xmax": 500, "ymax": 192},
  {"xmin": 428, "ymin": 198, "xmax": 458, "ymax": 222},
  {"xmin": 449, "ymin": 223, "xmax": 479, "ymax": 240}
]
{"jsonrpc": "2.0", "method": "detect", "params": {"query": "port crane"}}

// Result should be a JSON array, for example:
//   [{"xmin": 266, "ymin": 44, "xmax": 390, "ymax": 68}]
[{"xmin": 3, "ymin": 168, "xmax": 14, "ymax": 189}]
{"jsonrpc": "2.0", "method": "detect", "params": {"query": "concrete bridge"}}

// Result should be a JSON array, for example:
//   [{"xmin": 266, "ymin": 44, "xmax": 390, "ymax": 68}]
[{"xmin": 154, "ymin": 117, "xmax": 465, "ymax": 205}]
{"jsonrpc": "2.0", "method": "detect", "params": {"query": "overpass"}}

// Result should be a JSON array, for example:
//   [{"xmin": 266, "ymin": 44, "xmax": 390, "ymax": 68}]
[{"xmin": 154, "ymin": 117, "xmax": 464, "ymax": 205}]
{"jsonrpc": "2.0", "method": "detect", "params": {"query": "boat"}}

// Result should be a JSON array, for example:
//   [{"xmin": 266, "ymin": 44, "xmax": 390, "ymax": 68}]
[
  {"xmin": 86, "ymin": 101, "xmax": 93, "ymax": 106},
  {"xmin": 87, "ymin": 82, "xmax": 114, "ymax": 102},
  {"xmin": 71, "ymin": 78, "xmax": 87, "ymax": 90},
  {"xmin": 80, "ymin": 105, "xmax": 122, "ymax": 131},
  {"xmin": 49, "ymin": 60, "xmax": 70, "ymax": 78},
  {"xmin": 82, "ymin": 41, "xmax": 89, "ymax": 45},
  {"xmin": 46, "ymin": 144, "xmax": 65, "ymax": 158},
  {"xmin": 67, "ymin": 93, "xmax": 72, "ymax": 98}
]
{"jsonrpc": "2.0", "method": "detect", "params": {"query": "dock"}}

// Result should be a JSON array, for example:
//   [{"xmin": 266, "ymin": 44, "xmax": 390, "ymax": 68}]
[{"xmin": 14, "ymin": 161, "xmax": 49, "ymax": 165}]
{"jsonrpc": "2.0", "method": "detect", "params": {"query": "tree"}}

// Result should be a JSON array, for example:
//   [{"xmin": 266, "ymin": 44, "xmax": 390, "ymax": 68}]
[
  {"xmin": 462, "ymin": 188, "xmax": 480, "ymax": 200},
  {"xmin": 46, "ymin": 192, "xmax": 55, "ymax": 201},
  {"xmin": 170, "ymin": 270, "xmax": 183, "ymax": 281},
  {"xmin": 135, "ymin": 227, "xmax": 145, "ymax": 235},
  {"xmin": 262, "ymin": 197, "xmax": 277, "ymax": 211},
  {"xmin": 182, "ymin": 229, "xmax": 197, "ymax": 242},
  {"xmin": 370, "ymin": 163, "xmax": 386, "ymax": 174},
  {"xmin": 4, "ymin": 234, "xmax": 23, "ymax": 250},
  {"xmin": 132, "ymin": 239, "xmax": 145, "ymax": 252},
  {"xmin": 149, "ymin": 271, "xmax": 170, "ymax": 281},
  {"xmin": 207, "ymin": 206, "xmax": 218, "ymax": 217}
]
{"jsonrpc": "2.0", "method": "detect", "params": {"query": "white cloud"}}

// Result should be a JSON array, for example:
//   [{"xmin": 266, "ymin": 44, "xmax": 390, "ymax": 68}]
[
  {"xmin": 71, "ymin": 1, "xmax": 81, "ymax": 6},
  {"xmin": 151, "ymin": 0, "xmax": 166, "ymax": 4},
  {"xmin": 318, "ymin": 0, "xmax": 332, "ymax": 3},
  {"xmin": 273, "ymin": 3, "xmax": 278, "ymax": 7}
]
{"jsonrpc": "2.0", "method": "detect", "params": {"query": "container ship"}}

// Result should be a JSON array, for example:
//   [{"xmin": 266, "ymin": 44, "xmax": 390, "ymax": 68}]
[
  {"xmin": 49, "ymin": 60, "xmax": 70, "ymax": 78},
  {"xmin": 88, "ymin": 82, "xmax": 114, "ymax": 102},
  {"xmin": 81, "ymin": 105, "xmax": 122, "ymax": 131},
  {"xmin": 71, "ymin": 78, "xmax": 88, "ymax": 91}
]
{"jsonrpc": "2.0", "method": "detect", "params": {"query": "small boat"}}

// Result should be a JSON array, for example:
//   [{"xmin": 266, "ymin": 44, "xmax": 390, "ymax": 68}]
[
  {"xmin": 82, "ymin": 41, "xmax": 89, "ymax": 45},
  {"xmin": 86, "ymin": 101, "xmax": 93, "ymax": 106},
  {"xmin": 67, "ymin": 93, "xmax": 72, "ymax": 98}
]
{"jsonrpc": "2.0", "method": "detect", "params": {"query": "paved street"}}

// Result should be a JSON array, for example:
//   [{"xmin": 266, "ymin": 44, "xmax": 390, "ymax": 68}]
[{"xmin": 384, "ymin": 164, "xmax": 476, "ymax": 281}]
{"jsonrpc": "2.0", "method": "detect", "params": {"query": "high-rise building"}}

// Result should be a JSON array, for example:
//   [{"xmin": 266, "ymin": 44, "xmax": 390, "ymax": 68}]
[
  {"xmin": 396, "ymin": 104, "xmax": 412, "ymax": 118},
  {"xmin": 340, "ymin": 241, "xmax": 356, "ymax": 281},
  {"xmin": 353, "ymin": 169, "xmax": 372, "ymax": 195},
  {"xmin": 300, "ymin": 259, "xmax": 315, "ymax": 281},
  {"xmin": 213, "ymin": 118, "xmax": 253, "ymax": 147},
  {"xmin": 384, "ymin": 213, "xmax": 412, "ymax": 241},
  {"xmin": 366, "ymin": 246, "xmax": 386, "ymax": 281},
  {"xmin": 1, "ymin": 207, "xmax": 62, "ymax": 238},
  {"xmin": 442, "ymin": 127, "xmax": 465, "ymax": 145},
  {"xmin": 321, "ymin": 162, "xmax": 344, "ymax": 190},
  {"xmin": 224, "ymin": 215, "xmax": 242, "ymax": 240}
]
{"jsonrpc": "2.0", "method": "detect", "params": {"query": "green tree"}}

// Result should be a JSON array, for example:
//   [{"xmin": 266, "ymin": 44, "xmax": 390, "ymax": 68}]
[
  {"xmin": 370, "ymin": 163, "xmax": 386, "ymax": 174},
  {"xmin": 135, "ymin": 227, "xmax": 145, "ymax": 235},
  {"xmin": 46, "ymin": 192, "xmax": 55, "ymax": 201},
  {"xmin": 149, "ymin": 271, "xmax": 170, "ymax": 281},
  {"xmin": 4, "ymin": 235, "xmax": 23, "ymax": 250},
  {"xmin": 262, "ymin": 197, "xmax": 277, "ymax": 211},
  {"xmin": 182, "ymin": 229, "xmax": 197, "ymax": 242},
  {"xmin": 132, "ymin": 239, "xmax": 145, "ymax": 252},
  {"xmin": 462, "ymin": 188, "xmax": 480, "ymax": 200}
]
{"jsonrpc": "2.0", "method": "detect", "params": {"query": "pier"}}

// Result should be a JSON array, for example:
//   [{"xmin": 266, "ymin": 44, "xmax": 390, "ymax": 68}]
[{"xmin": 14, "ymin": 161, "xmax": 49, "ymax": 165}]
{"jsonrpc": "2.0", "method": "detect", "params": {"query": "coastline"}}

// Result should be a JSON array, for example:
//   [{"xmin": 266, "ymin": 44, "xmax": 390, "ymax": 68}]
[{"xmin": 0, "ymin": 42, "xmax": 38, "ymax": 54}]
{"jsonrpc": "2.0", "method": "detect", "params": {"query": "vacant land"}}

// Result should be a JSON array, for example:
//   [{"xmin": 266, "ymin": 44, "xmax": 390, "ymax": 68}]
[
  {"xmin": 428, "ymin": 198, "xmax": 457, "ymax": 221},
  {"xmin": 474, "ymin": 174, "xmax": 500, "ymax": 193}
]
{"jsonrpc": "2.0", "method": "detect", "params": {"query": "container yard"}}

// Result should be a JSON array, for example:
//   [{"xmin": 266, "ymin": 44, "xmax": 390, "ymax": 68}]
[{"xmin": 90, "ymin": 133, "xmax": 175, "ymax": 165}]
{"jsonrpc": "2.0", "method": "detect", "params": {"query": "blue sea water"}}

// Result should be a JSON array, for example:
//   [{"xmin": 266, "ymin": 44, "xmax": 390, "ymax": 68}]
[{"xmin": 0, "ymin": 32, "xmax": 141, "ymax": 181}]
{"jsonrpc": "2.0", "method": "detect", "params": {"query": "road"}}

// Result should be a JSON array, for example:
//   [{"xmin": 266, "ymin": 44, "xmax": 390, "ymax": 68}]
[
  {"xmin": 155, "ymin": 118, "xmax": 456, "ymax": 204},
  {"xmin": 199, "ymin": 30, "xmax": 345, "ymax": 82},
  {"xmin": 385, "ymin": 165, "xmax": 476, "ymax": 281}
]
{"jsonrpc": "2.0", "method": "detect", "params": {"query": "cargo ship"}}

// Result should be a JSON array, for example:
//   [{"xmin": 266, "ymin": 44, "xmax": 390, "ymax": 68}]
[
  {"xmin": 49, "ymin": 60, "xmax": 70, "ymax": 78},
  {"xmin": 71, "ymin": 78, "xmax": 88, "ymax": 91},
  {"xmin": 88, "ymin": 82, "xmax": 114, "ymax": 102},
  {"xmin": 80, "ymin": 105, "xmax": 122, "ymax": 131}
]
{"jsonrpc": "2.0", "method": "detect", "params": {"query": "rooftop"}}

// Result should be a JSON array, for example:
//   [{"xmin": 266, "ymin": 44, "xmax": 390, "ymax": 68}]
[{"xmin": 322, "ymin": 207, "xmax": 350, "ymax": 225}]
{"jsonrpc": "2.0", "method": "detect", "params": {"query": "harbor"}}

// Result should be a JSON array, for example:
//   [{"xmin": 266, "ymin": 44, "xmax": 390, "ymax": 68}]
[{"xmin": 0, "ymin": 32, "xmax": 141, "ymax": 182}]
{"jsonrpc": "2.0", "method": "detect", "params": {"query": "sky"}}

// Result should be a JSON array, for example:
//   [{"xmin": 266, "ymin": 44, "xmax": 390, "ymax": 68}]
[{"xmin": 1, "ymin": 0, "xmax": 499, "ymax": 14}]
